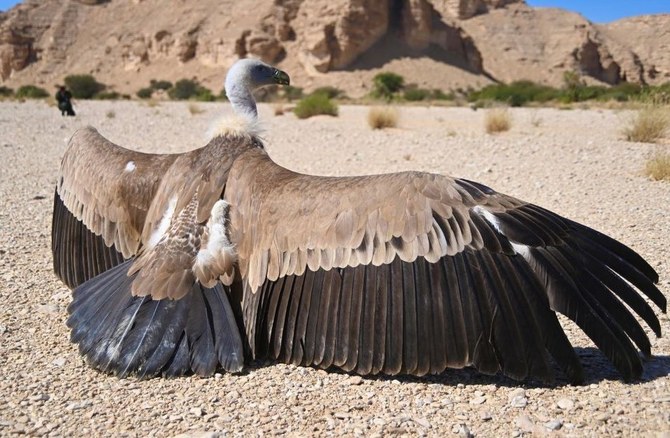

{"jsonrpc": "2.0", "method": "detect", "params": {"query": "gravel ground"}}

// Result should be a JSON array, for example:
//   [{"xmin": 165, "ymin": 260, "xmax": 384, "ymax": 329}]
[{"xmin": 0, "ymin": 100, "xmax": 668, "ymax": 437}]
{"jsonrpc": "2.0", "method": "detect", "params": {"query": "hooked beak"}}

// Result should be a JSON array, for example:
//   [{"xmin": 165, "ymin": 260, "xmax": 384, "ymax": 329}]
[{"xmin": 273, "ymin": 69, "xmax": 290, "ymax": 86}]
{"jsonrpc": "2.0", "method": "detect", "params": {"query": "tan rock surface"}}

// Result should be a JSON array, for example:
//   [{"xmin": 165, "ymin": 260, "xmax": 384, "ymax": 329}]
[
  {"xmin": 0, "ymin": 100, "xmax": 668, "ymax": 436},
  {"xmin": 0, "ymin": 1, "xmax": 668, "ymax": 97}
]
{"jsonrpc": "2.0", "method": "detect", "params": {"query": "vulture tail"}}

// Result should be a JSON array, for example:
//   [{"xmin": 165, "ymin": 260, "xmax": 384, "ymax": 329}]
[{"xmin": 67, "ymin": 259, "xmax": 244, "ymax": 378}]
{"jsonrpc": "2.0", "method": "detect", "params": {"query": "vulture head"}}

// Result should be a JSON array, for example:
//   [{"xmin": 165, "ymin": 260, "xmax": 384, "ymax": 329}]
[
  {"xmin": 211, "ymin": 58, "xmax": 289, "ymax": 138},
  {"xmin": 225, "ymin": 59, "xmax": 289, "ymax": 115}
]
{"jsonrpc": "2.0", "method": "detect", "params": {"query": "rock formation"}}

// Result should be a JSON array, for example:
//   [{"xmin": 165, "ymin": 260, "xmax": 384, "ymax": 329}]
[{"xmin": 0, "ymin": 0, "xmax": 668, "ymax": 96}]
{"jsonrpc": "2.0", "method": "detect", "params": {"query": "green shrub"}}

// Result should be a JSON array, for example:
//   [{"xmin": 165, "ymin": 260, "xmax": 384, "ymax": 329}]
[
  {"xmin": 64, "ymin": 74, "xmax": 105, "ymax": 99},
  {"xmin": 94, "ymin": 91, "xmax": 121, "ymax": 100},
  {"xmin": 469, "ymin": 80, "xmax": 559, "ymax": 106},
  {"xmin": 403, "ymin": 87, "xmax": 430, "ymax": 101},
  {"xmin": 431, "ymin": 89, "xmax": 454, "ymax": 100},
  {"xmin": 16, "ymin": 85, "xmax": 49, "ymax": 99},
  {"xmin": 137, "ymin": 87, "xmax": 153, "ymax": 99},
  {"xmin": 168, "ymin": 79, "xmax": 208, "ymax": 100},
  {"xmin": 311, "ymin": 86, "xmax": 343, "ymax": 99},
  {"xmin": 194, "ymin": 87, "xmax": 216, "ymax": 102},
  {"xmin": 0, "ymin": 86, "xmax": 13, "ymax": 97},
  {"xmin": 294, "ymin": 93, "xmax": 338, "ymax": 119},
  {"xmin": 372, "ymin": 72, "xmax": 405, "ymax": 100},
  {"xmin": 283, "ymin": 85, "xmax": 303, "ymax": 101},
  {"xmin": 150, "ymin": 79, "xmax": 173, "ymax": 91}
]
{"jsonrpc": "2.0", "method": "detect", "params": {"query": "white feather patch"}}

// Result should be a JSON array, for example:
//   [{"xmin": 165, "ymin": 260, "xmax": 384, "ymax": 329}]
[
  {"xmin": 148, "ymin": 195, "xmax": 178, "ymax": 248},
  {"xmin": 193, "ymin": 200, "xmax": 237, "ymax": 286},
  {"xmin": 206, "ymin": 113, "xmax": 264, "ymax": 141},
  {"xmin": 124, "ymin": 161, "xmax": 136, "ymax": 172},
  {"xmin": 473, "ymin": 206, "xmax": 503, "ymax": 234}
]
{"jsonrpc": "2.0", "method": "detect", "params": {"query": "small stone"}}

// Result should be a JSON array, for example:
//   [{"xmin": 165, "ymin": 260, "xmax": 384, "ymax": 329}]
[
  {"xmin": 35, "ymin": 304, "xmax": 60, "ymax": 315},
  {"xmin": 334, "ymin": 412, "xmax": 349, "ymax": 419},
  {"xmin": 510, "ymin": 396, "xmax": 528, "ymax": 408},
  {"xmin": 557, "ymin": 398, "xmax": 574, "ymax": 410},
  {"xmin": 52, "ymin": 357, "xmax": 67, "ymax": 367},
  {"xmin": 545, "ymin": 419, "xmax": 563, "ymax": 431},
  {"xmin": 29, "ymin": 394, "xmax": 49, "ymax": 402},
  {"xmin": 516, "ymin": 414, "xmax": 535, "ymax": 433},
  {"xmin": 508, "ymin": 388, "xmax": 526, "ymax": 400},
  {"xmin": 190, "ymin": 407, "xmax": 204, "ymax": 417},
  {"xmin": 456, "ymin": 424, "xmax": 472, "ymax": 438},
  {"xmin": 480, "ymin": 412, "xmax": 492, "ymax": 421},
  {"xmin": 413, "ymin": 417, "xmax": 431, "ymax": 428},
  {"xmin": 348, "ymin": 376, "xmax": 363, "ymax": 385},
  {"xmin": 470, "ymin": 396, "xmax": 486, "ymax": 405}
]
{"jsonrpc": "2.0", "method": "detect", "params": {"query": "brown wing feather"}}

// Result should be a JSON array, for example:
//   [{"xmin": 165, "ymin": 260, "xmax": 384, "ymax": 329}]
[
  {"xmin": 53, "ymin": 127, "xmax": 177, "ymax": 287},
  {"xmin": 232, "ymin": 151, "xmax": 666, "ymax": 382}
]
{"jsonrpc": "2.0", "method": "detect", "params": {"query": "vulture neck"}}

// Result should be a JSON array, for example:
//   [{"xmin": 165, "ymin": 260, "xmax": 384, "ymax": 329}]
[{"xmin": 226, "ymin": 81, "xmax": 258, "ymax": 121}]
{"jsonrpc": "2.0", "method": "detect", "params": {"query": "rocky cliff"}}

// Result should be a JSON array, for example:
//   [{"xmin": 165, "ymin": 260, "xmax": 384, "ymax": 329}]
[{"xmin": 0, "ymin": 0, "xmax": 668, "ymax": 96}]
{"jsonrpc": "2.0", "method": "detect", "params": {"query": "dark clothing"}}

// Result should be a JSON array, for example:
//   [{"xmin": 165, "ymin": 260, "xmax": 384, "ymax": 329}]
[{"xmin": 56, "ymin": 89, "xmax": 75, "ymax": 116}]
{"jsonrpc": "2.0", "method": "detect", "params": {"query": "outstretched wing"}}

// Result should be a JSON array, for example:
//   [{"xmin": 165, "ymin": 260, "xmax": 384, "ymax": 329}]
[
  {"xmin": 228, "ymin": 150, "xmax": 666, "ymax": 383},
  {"xmin": 52, "ymin": 126, "xmax": 177, "ymax": 288}
]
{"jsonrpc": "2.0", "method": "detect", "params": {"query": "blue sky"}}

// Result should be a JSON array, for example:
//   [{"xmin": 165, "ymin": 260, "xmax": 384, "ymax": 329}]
[
  {"xmin": 0, "ymin": 0, "xmax": 668, "ymax": 22},
  {"xmin": 526, "ymin": 0, "xmax": 668, "ymax": 23}
]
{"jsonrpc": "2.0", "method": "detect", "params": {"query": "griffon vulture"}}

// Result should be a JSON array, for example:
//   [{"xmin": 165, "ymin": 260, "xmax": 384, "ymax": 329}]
[{"xmin": 51, "ymin": 59, "xmax": 666, "ymax": 383}]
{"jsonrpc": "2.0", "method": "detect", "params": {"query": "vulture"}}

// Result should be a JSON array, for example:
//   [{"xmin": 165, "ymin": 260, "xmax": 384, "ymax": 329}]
[{"xmin": 52, "ymin": 58, "xmax": 666, "ymax": 384}]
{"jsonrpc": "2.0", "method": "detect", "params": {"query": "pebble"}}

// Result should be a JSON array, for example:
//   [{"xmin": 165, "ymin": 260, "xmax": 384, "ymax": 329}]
[
  {"xmin": 470, "ymin": 396, "xmax": 487, "ymax": 405},
  {"xmin": 545, "ymin": 419, "xmax": 563, "ymax": 431},
  {"xmin": 413, "ymin": 417, "xmax": 431, "ymax": 428},
  {"xmin": 557, "ymin": 398, "xmax": 575, "ymax": 410}
]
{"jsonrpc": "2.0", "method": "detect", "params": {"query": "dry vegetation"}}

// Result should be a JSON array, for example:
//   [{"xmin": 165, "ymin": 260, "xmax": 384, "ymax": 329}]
[
  {"xmin": 485, "ymin": 107, "xmax": 512, "ymax": 133},
  {"xmin": 188, "ymin": 102, "xmax": 205, "ymax": 115},
  {"xmin": 367, "ymin": 106, "xmax": 399, "ymax": 129},
  {"xmin": 624, "ymin": 105, "xmax": 670, "ymax": 143},
  {"xmin": 645, "ymin": 150, "xmax": 670, "ymax": 181}
]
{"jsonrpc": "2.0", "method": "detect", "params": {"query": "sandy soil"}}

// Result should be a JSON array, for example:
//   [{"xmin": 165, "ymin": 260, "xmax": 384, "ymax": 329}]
[{"xmin": 0, "ymin": 100, "xmax": 668, "ymax": 437}]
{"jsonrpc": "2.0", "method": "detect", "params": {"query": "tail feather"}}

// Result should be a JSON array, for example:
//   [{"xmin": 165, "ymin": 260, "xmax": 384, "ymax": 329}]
[{"xmin": 67, "ymin": 259, "xmax": 244, "ymax": 377}]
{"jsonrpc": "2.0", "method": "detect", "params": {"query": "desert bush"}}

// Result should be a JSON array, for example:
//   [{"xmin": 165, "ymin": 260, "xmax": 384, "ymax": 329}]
[
  {"xmin": 168, "ymin": 79, "xmax": 201, "ymax": 100},
  {"xmin": 645, "ymin": 150, "xmax": 670, "ymax": 181},
  {"xmin": 194, "ymin": 87, "xmax": 216, "ymax": 102},
  {"xmin": 469, "ymin": 80, "xmax": 559, "ymax": 106},
  {"xmin": 311, "ymin": 86, "xmax": 343, "ymax": 99},
  {"xmin": 94, "ymin": 91, "xmax": 121, "ymax": 100},
  {"xmin": 0, "ymin": 86, "xmax": 13, "ymax": 97},
  {"xmin": 188, "ymin": 103, "xmax": 205, "ymax": 115},
  {"xmin": 431, "ymin": 89, "xmax": 454, "ymax": 100},
  {"xmin": 372, "ymin": 72, "xmax": 404, "ymax": 100},
  {"xmin": 624, "ymin": 106, "xmax": 669, "ymax": 143},
  {"xmin": 485, "ymin": 108, "xmax": 512, "ymax": 133},
  {"xmin": 368, "ymin": 106, "xmax": 398, "ymax": 129},
  {"xmin": 16, "ymin": 85, "xmax": 49, "ymax": 99},
  {"xmin": 294, "ymin": 93, "xmax": 338, "ymax": 119},
  {"xmin": 403, "ymin": 87, "xmax": 430, "ymax": 102},
  {"xmin": 64, "ymin": 74, "xmax": 105, "ymax": 99},
  {"xmin": 282, "ymin": 85, "xmax": 304, "ymax": 101},
  {"xmin": 137, "ymin": 87, "xmax": 153, "ymax": 99},
  {"xmin": 150, "ymin": 79, "xmax": 173, "ymax": 91}
]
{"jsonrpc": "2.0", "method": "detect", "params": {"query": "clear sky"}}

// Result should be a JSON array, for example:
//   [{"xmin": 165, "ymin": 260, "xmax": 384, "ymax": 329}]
[
  {"xmin": 526, "ymin": 0, "xmax": 668, "ymax": 23},
  {"xmin": 0, "ymin": 0, "xmax": 668, "ymax": 22}
]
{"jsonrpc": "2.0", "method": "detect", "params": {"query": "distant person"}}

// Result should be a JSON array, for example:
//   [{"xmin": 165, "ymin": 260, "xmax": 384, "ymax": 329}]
[{"xmin": 56, "ymin": 86, "xmax": 75, "ymax": 116}]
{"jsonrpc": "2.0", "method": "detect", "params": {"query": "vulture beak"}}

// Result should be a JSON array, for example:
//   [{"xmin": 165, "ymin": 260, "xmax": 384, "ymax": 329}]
[{"xmin": 273, "ymin": 69, "xmax": 290, "ymax": 86}]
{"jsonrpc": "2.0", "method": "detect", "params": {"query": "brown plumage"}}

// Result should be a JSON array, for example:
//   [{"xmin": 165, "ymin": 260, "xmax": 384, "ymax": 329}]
[{"xmin": 52, "ymin": 60, "xmax": 666, "ymax": 383}]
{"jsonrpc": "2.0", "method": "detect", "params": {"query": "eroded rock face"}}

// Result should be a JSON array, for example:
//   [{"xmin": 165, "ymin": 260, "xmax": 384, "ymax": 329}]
[
  {"xmin": 294, "ymin": 0, "xmax": 390, "ymax": 73},
  {"xmin": 0, "ymin": 0, "xmax": 667, "ymax": 94}
]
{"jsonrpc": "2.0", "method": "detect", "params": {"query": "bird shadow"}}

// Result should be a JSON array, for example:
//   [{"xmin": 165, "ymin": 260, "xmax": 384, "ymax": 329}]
[{"xmin": 246, "ymin": 348, "xmax": 670, "ymax": 389}]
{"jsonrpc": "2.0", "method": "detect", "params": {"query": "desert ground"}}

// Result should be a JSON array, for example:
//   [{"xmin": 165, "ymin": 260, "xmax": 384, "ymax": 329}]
[{"xmin": 0, "ymin": 100, "xmax": 668, "ymax": 437}]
